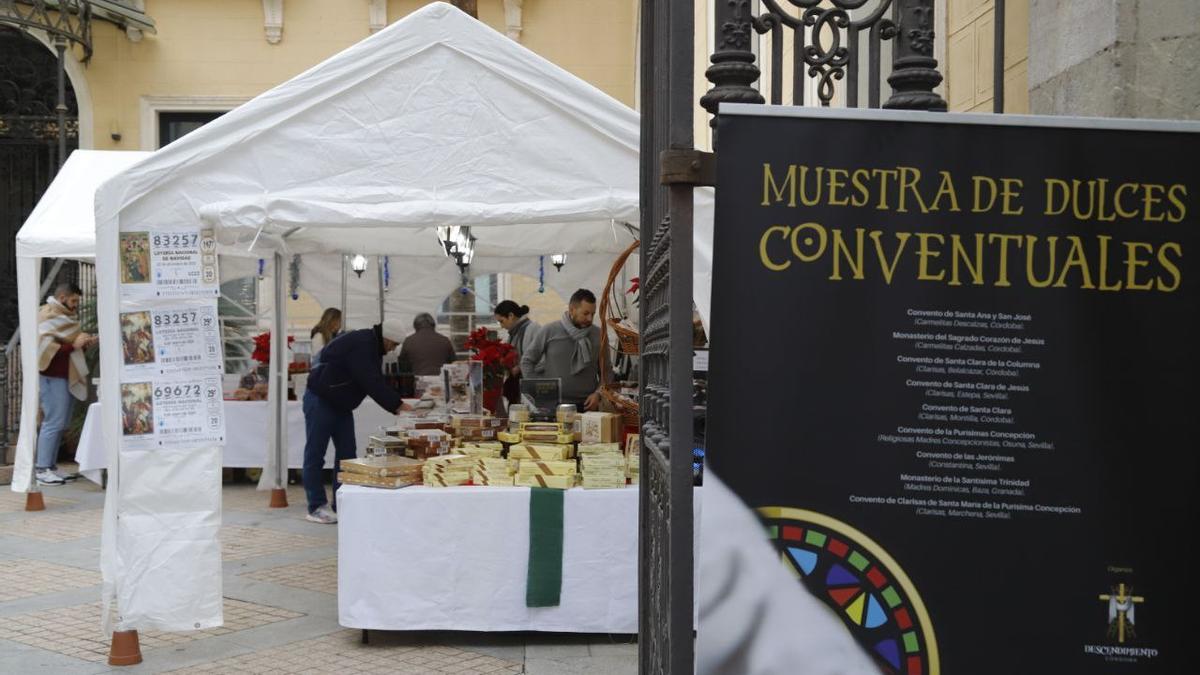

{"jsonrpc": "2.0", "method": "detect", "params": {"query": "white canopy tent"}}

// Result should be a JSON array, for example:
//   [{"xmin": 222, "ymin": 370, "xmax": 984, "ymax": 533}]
[
  {"xmin": 93, "ymin": 2, "xmax": 713, "ymax": 632},
  {"xmin": 11, "ymin": 150, "xmax": 152, "ymax": 495}
]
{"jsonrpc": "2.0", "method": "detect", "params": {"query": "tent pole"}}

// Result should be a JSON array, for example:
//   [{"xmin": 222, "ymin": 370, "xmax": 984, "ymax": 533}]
[
  {"xmin": 268, "ymin": 252, "xmax": 289, "ymax": 505},
  {"xmin": 376, "ymin": 256, "xmax": 384, "ymax": 324},
  {"xmin": 341, "ymin": 254, "xmax": 349, "ymax": 329}
]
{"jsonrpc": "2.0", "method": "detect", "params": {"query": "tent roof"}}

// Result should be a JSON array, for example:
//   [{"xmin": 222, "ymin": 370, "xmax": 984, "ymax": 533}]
[
  {"xmin": 96, "ymin": 2, "xmax": 641, "ymax": 259},
  {"xmin": 16, "ymin": 150, "xmax": 151, "ymax": 260}
]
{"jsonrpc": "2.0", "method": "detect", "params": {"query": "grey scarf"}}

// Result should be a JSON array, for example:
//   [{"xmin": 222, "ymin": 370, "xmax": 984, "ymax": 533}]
[{"xmin": 559, "ymin": 312, "xmax": 594, "ymax": 375}]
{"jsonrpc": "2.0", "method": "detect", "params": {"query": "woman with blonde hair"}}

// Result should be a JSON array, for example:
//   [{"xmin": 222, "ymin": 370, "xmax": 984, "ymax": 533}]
[{"xmin": 309, "ymin": 308, "xmax": 343, "ymax": 366}]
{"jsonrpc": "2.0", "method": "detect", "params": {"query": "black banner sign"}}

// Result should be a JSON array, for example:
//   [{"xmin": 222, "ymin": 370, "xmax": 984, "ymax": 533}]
[{"xmin": 708, "ymin": 108, "xmax": 1199, "ymax": 674}]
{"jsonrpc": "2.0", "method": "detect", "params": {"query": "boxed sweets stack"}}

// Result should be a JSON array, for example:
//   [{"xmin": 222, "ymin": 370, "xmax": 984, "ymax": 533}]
[
  {"xmin": 451, "ymin": 414, "xmax": 505, "ymax": 442},
  {"xmin": 578, "ymin": 443, "xmax": 627, "ymax": 489},
  {"xmin": 519, "ymin": 422, "xmax": 575, "ymax": 446},
  {"xmin": 406, "ymin": 429, "xmax": 453, "ymax": 459},
  {"xmin": 366, "ymin": 434, "xmax": 408, "ymax": 457},
  {"xmin": 471, "ymin": 456, "xmax": 515, "ymax": 486},
  {"xmin": 515, "ymin": 458, "xmax": 578, "ymax": 489},
  {"xmin": 422, "ymin": 454, "xmax": 472, "ymax": 487},
  {"xmin": 625, "ymin": 434, "xmax": 641, "ymax": 484},
  {"xmin": 581, "ymin": 412, "xmax": 621, "ymax": 444},
  {"xmin": 338, "ymin": 456, "xmax": 424, "ymax": 489},
  {"xmin": 499, "ymin": 404, "xmax": 530, "ymax": 443}
]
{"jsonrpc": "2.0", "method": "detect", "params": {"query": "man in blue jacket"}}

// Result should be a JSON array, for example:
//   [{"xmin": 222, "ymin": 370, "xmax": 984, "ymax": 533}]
[{"xmin": 302, "ymin": 318, "xmax": 408, "ymax": 523}]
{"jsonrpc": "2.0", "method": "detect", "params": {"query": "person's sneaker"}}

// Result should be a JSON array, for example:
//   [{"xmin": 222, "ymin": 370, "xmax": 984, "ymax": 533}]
[
  {"xmin": 36, "ymin": 469, "xmax": 66, "ymax": 486},
  {"xmin": 305, "ymin": 505, "xmax": 338, "ymax": 524}
]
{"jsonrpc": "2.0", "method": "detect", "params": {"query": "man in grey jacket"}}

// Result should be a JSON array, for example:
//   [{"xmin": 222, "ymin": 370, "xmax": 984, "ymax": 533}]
[{"xmin": 520, "ymin": 289, "xmax": 611, "ymax": 411}]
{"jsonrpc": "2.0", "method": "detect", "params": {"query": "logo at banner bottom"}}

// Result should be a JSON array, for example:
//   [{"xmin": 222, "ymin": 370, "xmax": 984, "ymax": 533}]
[{"xmin": 759, "ymin": 507, "xmax": 940, "ymax": 675}]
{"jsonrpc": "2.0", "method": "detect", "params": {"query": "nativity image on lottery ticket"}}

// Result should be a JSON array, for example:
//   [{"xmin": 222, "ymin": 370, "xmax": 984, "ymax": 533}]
[
  {"xmin": 120, "ymin": 311, "xmax": 156, "ymax": 366},
  {"xmin": 120, "ymin": 232, "xmax": 151, "ymax": 284},
  {"xmin": 121, "ymin": 382, "xmax": 155, "ymax": 436}
]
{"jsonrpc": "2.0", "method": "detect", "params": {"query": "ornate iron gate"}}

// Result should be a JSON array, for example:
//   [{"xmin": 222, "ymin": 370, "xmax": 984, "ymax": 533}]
[{"xmin": 638, "ymin": 1, "xmax": 948, "ymax": 673}]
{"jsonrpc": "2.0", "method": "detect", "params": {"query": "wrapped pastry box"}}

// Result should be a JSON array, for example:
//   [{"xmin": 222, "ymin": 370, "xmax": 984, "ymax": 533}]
[
  {"xmin": 341, "ymin": 456, "xmax": 425, "ymax": 479},
  {"xmin": 581, "ymin": 412, "xmax": 621, "ymax": 444},
  {"xmin": 508, "ymin": 443, "xmax": 574, "ymax": 461},
  {"xmin": 516, "ymin": 459, "xmax": 578, "ymax": 477},
  {"xmin": 337, "ymin": 472, "xmax": 421, "ymax": 489},
  {"xmin": 497, "ymin": 431, "xmax": 523, "ymax": 444},
  {"xmin": 516, "ymin": 474, "xmax": 577, "ymax": 490}
]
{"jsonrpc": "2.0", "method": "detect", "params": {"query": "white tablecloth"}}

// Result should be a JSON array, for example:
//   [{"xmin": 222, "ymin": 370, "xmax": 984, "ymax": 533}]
[
  {"xmin": 339, "ymin": 485, "xmax": 679, "ymax": 634},
  {"xmin": 76, "ymin": 401, "xmax": 396, "ymax": 484}
]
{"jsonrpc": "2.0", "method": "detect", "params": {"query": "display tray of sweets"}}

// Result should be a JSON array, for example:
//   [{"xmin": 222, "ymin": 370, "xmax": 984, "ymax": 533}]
[
  {"xmin": 578, "ymin": 442, "xmax": 622, "ymax": 456},
  {"xmin": 508, "ymin": 443, "xmax": 573, "ymax": 461},
  {"xmin": 515, "ymin": 474, "xmax": 577, "ymax": 489},
  {"xmin": 341, "ymin": 456, "xmax": 425, "ymax": 478},
  {"xmin": 337, "ymin": 471, "xmax": 420, "ymax": 489},
  {"xmin": 516, "ymin": 459, "xmax": 578, "ymax": 477}
]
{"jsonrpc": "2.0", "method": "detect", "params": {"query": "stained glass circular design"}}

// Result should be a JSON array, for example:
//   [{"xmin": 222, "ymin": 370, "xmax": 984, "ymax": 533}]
[{"xmin": 759, "ymin": 507, "xmax": 940, "ymax": 675}]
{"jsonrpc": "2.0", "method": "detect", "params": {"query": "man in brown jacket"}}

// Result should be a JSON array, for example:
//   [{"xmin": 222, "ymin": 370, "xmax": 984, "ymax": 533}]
[{"xmin": 398, "ymin": 313, "xmax": 456, "ymax": 376}]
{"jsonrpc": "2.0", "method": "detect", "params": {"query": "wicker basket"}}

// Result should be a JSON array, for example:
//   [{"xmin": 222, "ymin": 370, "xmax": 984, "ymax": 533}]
[{"xmin": 599, "ymin": 240, "xmax": 640, "ymax": 426}]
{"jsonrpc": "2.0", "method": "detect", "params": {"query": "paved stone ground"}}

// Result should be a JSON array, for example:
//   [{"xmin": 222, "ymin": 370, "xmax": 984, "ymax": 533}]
[{"xmin": 0, "ymin": 468, "xmax": 637, "ymax": 674}]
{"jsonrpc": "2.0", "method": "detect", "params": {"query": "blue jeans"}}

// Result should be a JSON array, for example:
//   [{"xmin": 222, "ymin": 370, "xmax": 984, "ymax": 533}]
[
  {"xmin": 302, "ymin": 390, "xmax": 357, "ymax": 514},
  {"xmin": 37, "ymin": 376, "xmax": 74, "ymax": 470}
]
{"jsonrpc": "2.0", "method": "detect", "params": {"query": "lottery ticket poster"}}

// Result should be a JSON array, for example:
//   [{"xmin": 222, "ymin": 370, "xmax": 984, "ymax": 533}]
[
  {"xmin": 119, "ymin": 305, "xmax": 224, "ymax": 380},
  {"xmin": 117, "ymin": 223, "xmax": 226, "ymax": 451},
  {"xmin": 119, "ymin": 227, "xmax": 220, "ymax": 301},
  {"xmin": 119, "ymin": 376, "xmax": 226, "ymax": 451}
]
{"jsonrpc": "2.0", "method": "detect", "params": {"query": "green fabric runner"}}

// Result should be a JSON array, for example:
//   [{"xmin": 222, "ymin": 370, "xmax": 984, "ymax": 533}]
[{"xmin": 526, "ymin": 487, "xmax": 565, "ymax": 607}]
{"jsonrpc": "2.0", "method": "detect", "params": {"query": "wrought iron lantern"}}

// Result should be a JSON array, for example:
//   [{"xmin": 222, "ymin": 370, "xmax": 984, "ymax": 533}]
[
  {"xmin": 350, "ymin": 253, "xmax": 368, "ymax": 278},
  {"xmin": 436, "ymin": 226, "xmax": 476, "ymax": 273},
  {"xmin": 550, "ymin": 253, "xmax": 567, "ymax": 272}
]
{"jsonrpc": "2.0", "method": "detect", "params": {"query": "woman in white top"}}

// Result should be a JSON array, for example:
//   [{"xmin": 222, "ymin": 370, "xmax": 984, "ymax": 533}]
[{"xmin": 309, "ymin": 308, "xmax": 342, "ymax": 367}]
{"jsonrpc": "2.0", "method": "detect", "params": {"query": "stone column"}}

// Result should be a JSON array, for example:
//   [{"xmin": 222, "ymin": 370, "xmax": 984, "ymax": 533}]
[{"xmin": 1029, "ymin": 0, "xmax": 1200, "ymax": 119}]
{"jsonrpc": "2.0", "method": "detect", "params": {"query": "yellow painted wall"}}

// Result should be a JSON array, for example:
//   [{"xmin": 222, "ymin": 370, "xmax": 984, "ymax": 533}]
[
  {"xmin": 945, "ymin": 0, "xmax": 1029, "ymax": 113},
  {"xmin": 80, "ymin": 0, "xmax": 636, "ymax": 150}
]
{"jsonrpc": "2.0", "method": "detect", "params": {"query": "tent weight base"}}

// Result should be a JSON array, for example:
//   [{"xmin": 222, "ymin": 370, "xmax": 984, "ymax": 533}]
[
  {"xmin": 25, "ymin": 491, "xmax": 45, "ymax": 511},
  {"xmin": 269, "ymin": 488, "xmax": 289, "ymax": 508},
  {"xmin": 108, "ymin": 630, "xmax": 143, "ymax": 666}
]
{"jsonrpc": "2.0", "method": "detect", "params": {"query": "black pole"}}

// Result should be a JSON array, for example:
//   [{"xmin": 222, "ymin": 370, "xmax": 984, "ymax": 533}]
[
  {"xmin": 994, "ymin": 0, "xmax": 1006, "ymax": 113},
  {"xmin": 55, "ymin": 38, "xmax": 67, "ymax": 169},
  {"xmin": 883, "ymin": 0, "xmax": 947, "ymax": 111}
]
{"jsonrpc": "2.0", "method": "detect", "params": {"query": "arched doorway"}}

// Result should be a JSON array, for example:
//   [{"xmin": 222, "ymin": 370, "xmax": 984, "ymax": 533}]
[{"xmin": 0, "ymin": 25, "xmax": 79, "ymax": 339}]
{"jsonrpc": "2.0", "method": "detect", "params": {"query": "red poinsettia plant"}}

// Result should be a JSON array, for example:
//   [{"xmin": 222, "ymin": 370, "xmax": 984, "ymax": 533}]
[
  {"xmin": 251, "ymin": 331, "xmax": 295, "ymax": 365},
  {"xmin": 463, "ymin": 327, "xmax": 517, "ymax": 387}
]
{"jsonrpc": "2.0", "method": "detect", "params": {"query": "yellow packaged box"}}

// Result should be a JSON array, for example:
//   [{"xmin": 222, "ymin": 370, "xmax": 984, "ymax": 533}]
[
  {"xmin": 578, "ymin": 442, "xmax": 622, "ymax": 456},
  {"xmin": 497, "ymin": 431, "xmax": 523, "ymax": 444},
  {"xmin": 516, "ymin": 474, "xmax": 577, "ymax": 489},
  {"xmin": 516, "ymin": 459, "xmax": 578, "ymax": 477},
  {"xmin": 473, "ymin": 472, "xmax": 515, "ymax": 487},
  {"xmin": 508, "ymin": 444, "xmax": 573, "ymax": 461},
  {"xmin": 580, "ymin": 475, "xmax": 628, "ymax": 489}
]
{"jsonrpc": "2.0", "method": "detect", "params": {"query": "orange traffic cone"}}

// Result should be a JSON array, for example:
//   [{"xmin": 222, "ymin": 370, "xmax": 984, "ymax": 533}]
[
  {"xmin": 25, "ymin": 491, "xmax": 45, "ymax": 511},
  {"xmin": 269, "ymin": 488, "xmax": 289, "ymax": 508},
  {"xmin": 108, "ymin": 630, "xmax": 143, "ymax": 666}
]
